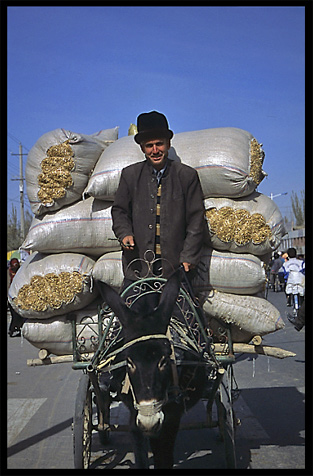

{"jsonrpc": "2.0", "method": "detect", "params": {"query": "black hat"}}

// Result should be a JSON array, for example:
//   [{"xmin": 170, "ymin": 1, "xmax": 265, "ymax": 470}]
[{"xmin": 134, "ymin": 111, "xmax": 173, "ymax": 144}]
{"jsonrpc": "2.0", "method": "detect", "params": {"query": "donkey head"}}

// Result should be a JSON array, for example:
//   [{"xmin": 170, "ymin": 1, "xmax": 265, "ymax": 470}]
[{"xmin": 97, "ymin": 270, "xmax": 181, "ymax": 435}]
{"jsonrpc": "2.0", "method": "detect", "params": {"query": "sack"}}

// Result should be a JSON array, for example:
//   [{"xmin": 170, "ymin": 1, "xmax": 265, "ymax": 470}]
[
  {"xmin": 8, "ymin": 252, "xmax": 97, "ymax": 319},
  {"xmin": 202, "ymin": 290, "xmax": 284, "ymax": 341},
  {"xmin": 84, "ymin": 127, "xmax": 266, "ymax": 200},
  {"xmin": 92, "ymin": 251, "xmax": 124, "ymax": 289},
  {"xmin": 26, "ymin": 127, "xmax": 119, "ymax": 216},
  {"xmin": 192, "ymin": 246, "xmax": 266, "ymax": 295},
  {"xmin": 21, "ymin": 303, "xmax": 101, "ymax": 356},
  {"xmin": 204, "ymin": 191, "xmax": 286, "ymax": 255},
  {"xmin": 21, "ymin": 197, "xmax": 120, "ymax": 257},
  {"xmin": 93, "ymin": 247, "xmax": 265, "ymax": 295},
  {"xmin": 83, "ymin": 135, "xmax": 144, "ymax": 200}
]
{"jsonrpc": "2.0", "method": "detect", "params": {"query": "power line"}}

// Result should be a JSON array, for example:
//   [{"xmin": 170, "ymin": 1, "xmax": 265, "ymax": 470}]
[
  {"xmin": 8, "ymin": 132, "xmax": 21, "ymax": 144},
  {"xmin": 7, "ymin": 132, "xmax": 30, "ymax": 151}
]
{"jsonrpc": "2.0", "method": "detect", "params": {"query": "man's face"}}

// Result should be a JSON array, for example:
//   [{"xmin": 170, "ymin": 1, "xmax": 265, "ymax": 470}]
[{"xmin": 140, "ymin": 138, "xmax": 170, "ymax": 170}]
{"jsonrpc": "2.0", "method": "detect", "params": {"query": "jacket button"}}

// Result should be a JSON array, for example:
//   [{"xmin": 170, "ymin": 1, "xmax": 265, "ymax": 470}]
[
  {"xmin": 148, "ymin": 224, "xmax": 153, "ymax": 229},
  {"xmin": 151, "ymin": 194, "xmax": 155, "ymax": 199},
  {"xmin": 150, "ymin": 208, "xmax": 154, "ymax": 213}
]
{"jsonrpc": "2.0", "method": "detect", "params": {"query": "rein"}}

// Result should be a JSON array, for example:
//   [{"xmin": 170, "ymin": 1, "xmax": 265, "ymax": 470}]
[{"xmin": 97, "ymin": 333, "xmax": 168, "ymax": 370}]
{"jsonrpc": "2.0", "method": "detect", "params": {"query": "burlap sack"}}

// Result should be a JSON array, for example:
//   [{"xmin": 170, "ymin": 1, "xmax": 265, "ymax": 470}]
[
  {"xmin": 202, "ymin": 289, "xmax": 284, "ymax": 340},
  {"xmin": 84, "ymin": 127, "xmax": 266, "ymax": 200},
  {"xmin": 20, "ymin": 197, "xmax": 119, "ymax": 257},
  {"xmin": 92, "ymin": 251, "xmax": 124, "ymax": 289},
  {"xmin": 21, "ymin": 303, "xmax": 103, "ymax": 356},
  {"xmin": 26, "ymin": 127, "xmax": 118, "ymax": 216},
  {"xmin": 8, "ymin": 251, "xmax": 98, "ymax": 319},
  {"xmin": 92, "ymin": 247, "xmax": 265, "ymax": 295},
  {"xmin": 192, "ymin": 247, "xmax": 266, "ymax": 295},
  {"xmin": 204, "ymin": 191, "xmax": 285, "ymax": 255}
]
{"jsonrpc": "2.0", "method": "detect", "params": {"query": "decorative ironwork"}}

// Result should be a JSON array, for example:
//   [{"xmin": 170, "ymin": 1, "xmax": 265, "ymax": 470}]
[
  {"xmin": 124, "ymin": 250, "xmax": 175, "ymax": 281},
  {"xmin": 72, "ymin": 250, "xmax": 234, "ymax": 365}
]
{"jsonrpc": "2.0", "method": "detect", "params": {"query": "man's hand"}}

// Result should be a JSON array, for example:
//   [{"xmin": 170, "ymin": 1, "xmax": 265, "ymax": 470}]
[
  {"xmin": 121, "ymin": 235, "xmax": 135, "ymax": 250},
  {"xmin": 182, "ymin": 262, "xmax": 195, "ymax": 272}
]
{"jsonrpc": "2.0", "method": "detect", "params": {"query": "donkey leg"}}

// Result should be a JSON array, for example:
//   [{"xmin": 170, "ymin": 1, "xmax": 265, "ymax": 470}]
[
  {"xmin": 128, "ymin": 408, "xmax": 150, "ymax": 469},
  {"xmin": 149, "ymin": 406, "xmax": 181, "ymax": 469},
  {"xmin": 131, "ymin": 427, "xmax": 150, "ymax": 469}
]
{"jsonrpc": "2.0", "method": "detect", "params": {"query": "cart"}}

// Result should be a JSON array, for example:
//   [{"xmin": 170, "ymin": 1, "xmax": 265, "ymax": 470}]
[
  {"xmin": 71, "ymin": 274, "xmax": 239, "ymax": 469},
  {"xmin": 25, "ymin": 265, "xmax": 296, "ymax": 469}
]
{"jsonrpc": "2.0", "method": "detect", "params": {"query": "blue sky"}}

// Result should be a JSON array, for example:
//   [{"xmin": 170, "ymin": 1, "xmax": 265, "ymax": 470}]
[{"xmin": 7, "ymin": 5, "xmax": 306, "ymax": 223}]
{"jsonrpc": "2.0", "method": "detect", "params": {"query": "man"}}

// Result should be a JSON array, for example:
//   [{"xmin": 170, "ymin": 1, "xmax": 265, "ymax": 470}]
[
  {"xmin": 282, "ymin": 247, "xmax": 305, "ymax": 307},
  {"xmin": 269, "ymin": 252, "xmax": 284, "ymax": 290},
  {"xmin": 111, "ymin": 111, "xmax": 206, "ymax": 281}
]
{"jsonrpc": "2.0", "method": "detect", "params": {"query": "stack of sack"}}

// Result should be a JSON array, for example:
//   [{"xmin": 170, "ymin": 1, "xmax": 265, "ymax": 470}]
[
  {"xmin": 8, "ymin": 126, "xmax": 286, "ymax": 356},
  {"xmin": 86, "ymin": 127, "xmax": 286, "ymax": 344},
  {"xmin": 9, "ymin": 127, "xmax": 119, "ymax": 356}
]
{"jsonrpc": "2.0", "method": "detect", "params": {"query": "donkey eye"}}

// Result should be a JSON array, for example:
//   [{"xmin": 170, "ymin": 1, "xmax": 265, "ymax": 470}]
[
  {"xmin": 158, "ymin": 356, "xmax": 168, "ymax": 370},
  {"xmin": 127, "ymin": 357, "xmax": 136, "ymax": 372}
]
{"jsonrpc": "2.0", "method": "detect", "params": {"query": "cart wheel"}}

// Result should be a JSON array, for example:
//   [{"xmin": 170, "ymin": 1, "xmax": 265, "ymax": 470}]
[
  {"xmin": 215, "ymin": 365, "xmax": 236, "ymax": 469},
  {"xmin": 73, "ymin": 373, "xmax": 93, "ymax": 469}
]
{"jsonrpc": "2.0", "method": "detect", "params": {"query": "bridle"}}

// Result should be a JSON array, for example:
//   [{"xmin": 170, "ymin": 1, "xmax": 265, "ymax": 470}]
[{"xmin": 97, "ymin": 332, "xmax": 175, "ymax": 416}]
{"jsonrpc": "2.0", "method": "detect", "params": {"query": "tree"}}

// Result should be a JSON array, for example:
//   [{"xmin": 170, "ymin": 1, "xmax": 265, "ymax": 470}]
[
  {"xmin": 7, "ymin": 205, "xmax": 20, "ymax": 251},
  {"xmin": 291, "ymin": 190, "xmax": 305, "ymax": 228},
  {"xmin": 7, "ymin": 205, "xmax": 33, "ymax": 251}
]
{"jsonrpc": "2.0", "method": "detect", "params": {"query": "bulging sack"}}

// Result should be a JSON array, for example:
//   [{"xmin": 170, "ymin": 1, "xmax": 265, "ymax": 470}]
[
  {"xmin": 21, "ymin": 303, "xmax": 101, "ymax": 356},
  {"xmin": 84, "ymin": 127, "xmax": 266, "ymax": 200},
  {"xmin": 26, "ymin": 127, "xmax": 119, "ymax": 216},
  {"xmin": 92, "ymin": 251, "xmax": 124, "ymax": 289},
  {"xmin": 21, "ymin": 197, "xmax": 120, "ymax": 257},
  {"xmin": 202, "ymin": 289, "xmax": 284, "ymax": 340},
  {"xmin": 83, "ymin": 135, "xmax": 144, "ymax": 200},
  {"xmin": 8, "ymin": 252, "xmax": 98, "ymax": 319},
  {"xmin": 93, "ymin": 247, "xmax": 265, "ymax": 295},
  {"xmin": 192, "ymin": 246, "xmax": 266, "ymax": 295},
  {"xmin": 204, "ymin": 191, "xmax": 286, "ymax": 255}
]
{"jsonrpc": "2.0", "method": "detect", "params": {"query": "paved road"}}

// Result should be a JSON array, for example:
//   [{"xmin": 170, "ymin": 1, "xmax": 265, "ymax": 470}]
[{"xmin": 7, "ymin": 289, "xmax": 306, "ymax": 470}]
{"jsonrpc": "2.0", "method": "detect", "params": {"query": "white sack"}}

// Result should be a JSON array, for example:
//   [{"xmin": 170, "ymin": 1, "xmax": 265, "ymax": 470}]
[
  {"xmin": 92, "ymin": 248, "xmax": 265, "ymax": 295},
  {"xmin": 20, "ymin": 197, "xmax": 119, "ymax": 257},
  {"xmin": 202, "ymin": 290, "xmax": 284, "ymax": 340},
  {"xmin": 192, "ymin": 247, "xmax": 266, "ymax": 295},
  {"xmin": 84, "ymin": 127, "xmax": 266, "ymax": 200},
  {"xmin": 8, "ymin": 251, "xmax": 97, "ymax": 319},
  {"xmin": 21, "ymin": 303, "xmax": 102, "ymax": 356},
  {"xmin": 26, "ymin": 127, "xmax": 119, "ymax": 216},
  {"xmin": 204, "ymin": 191, "xmax": 285, "ymax": 255},
  {"xmin": 92, "ymin": 251, "xmax": 124, "ymax": 289}
]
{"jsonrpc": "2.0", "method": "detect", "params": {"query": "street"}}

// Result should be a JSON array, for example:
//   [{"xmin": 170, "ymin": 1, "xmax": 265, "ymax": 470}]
[{"xmin": 7, "ymin": 289, "xmax": 306, "ymax": 470}]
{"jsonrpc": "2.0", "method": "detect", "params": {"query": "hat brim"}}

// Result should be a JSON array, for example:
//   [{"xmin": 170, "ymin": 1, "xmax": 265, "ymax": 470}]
[{"xmin": 134, "ymin": 129, "xmax": 173, "ymax": 144}]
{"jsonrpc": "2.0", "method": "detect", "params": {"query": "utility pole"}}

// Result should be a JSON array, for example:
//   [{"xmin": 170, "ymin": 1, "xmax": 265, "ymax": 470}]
[{"xmin": 11, "ymin": 143, "xmax": 27, "ymax": 240}]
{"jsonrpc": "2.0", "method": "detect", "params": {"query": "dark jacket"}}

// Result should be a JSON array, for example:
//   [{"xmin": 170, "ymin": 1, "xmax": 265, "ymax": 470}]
[{"xmin": 111, "ymin": 158, "xmax": 206, "ymax": 278}]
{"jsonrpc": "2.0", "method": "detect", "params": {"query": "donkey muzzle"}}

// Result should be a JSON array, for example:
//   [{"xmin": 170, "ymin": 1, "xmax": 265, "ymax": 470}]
[{"xmin": 135, "ymin": 400, "xmax": 165, "ymax": 435}]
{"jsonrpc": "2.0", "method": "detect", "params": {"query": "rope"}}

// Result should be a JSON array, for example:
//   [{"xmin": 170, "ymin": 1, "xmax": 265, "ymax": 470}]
[{"xmin": 97, "ymin": 333, "xmax": 168, "ymax": 370}]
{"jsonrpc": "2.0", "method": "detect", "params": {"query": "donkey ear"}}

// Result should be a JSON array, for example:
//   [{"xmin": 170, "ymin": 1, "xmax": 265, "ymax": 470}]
[
  {"xmin": 154, "ymin": 269, "xmax": 181, "ymax": 326},
  {"xmin": 95, "ymin": 280, "xmax": 132, "ymax": 327}
]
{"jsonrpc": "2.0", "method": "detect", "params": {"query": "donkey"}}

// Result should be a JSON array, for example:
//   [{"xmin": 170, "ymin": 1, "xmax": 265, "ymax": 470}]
[{"xmin": 96, "ymin": 270, "xmax": 208, "ymax": 469}]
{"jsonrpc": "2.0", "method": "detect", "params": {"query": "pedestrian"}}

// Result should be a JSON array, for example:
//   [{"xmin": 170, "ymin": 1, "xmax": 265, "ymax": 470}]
[
  {"xmin": 269, "ymin": 252, "xmax": 284, "ymax": 289},
  {"xmin": 282, "ymin": 247, "xmax": 305, "ymax": 308},
  {"xmin": 7, "ymin": 258, "xmax": 25, "ymax": 337},
  {"xmin": 111, "ymin": 110, "xmax": 206, "ymax": 286}
]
